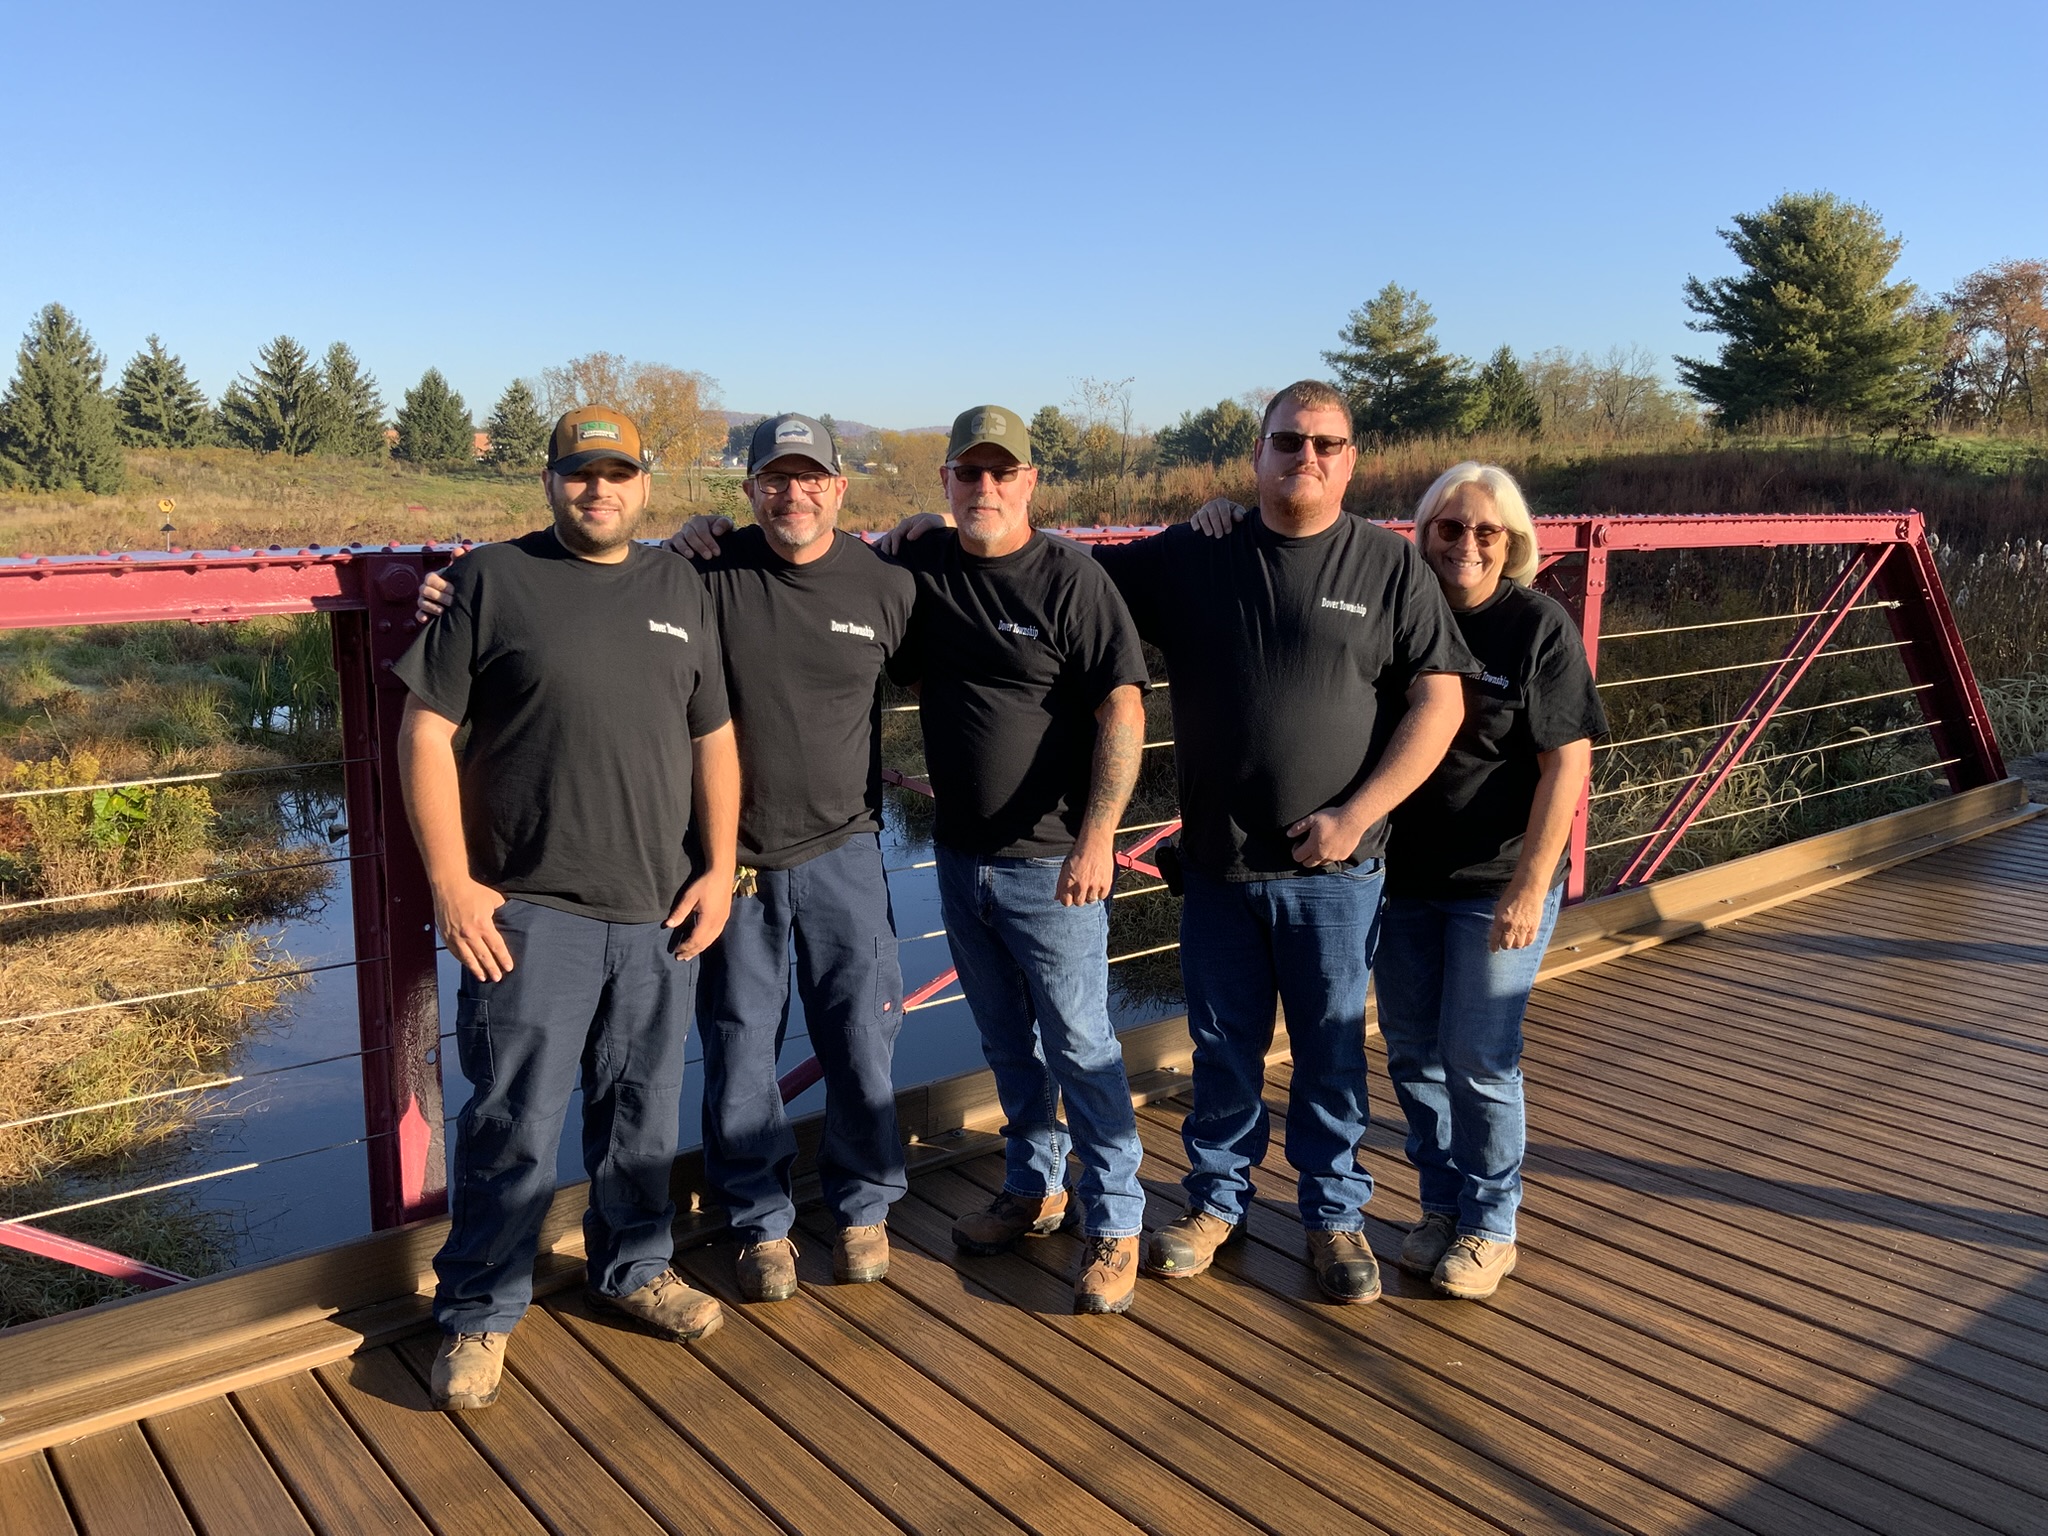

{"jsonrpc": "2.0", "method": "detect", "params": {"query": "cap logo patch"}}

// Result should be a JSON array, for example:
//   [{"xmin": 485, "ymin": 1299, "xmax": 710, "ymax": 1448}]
[
  {"xmin": 775, "ymin": 421, "xmax": 815, "ymax": 444},
  {"xmin": 971, "ymin": 411, "xmax": 1006, "ymax": 436},
  {"xmin": 577, "ymin": 421, "xmax": 622, "ymax": 443}
]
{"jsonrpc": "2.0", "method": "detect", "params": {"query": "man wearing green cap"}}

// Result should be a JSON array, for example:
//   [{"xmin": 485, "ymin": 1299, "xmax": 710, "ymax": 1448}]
[{"xmin": 889, "ymin": 405, "xmax": 1152, "ymax": 1315}]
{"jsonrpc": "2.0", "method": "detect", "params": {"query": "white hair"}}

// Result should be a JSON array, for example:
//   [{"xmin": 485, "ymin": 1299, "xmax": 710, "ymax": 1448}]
[{"xmin": 1412, "ymin": 462, "xmax": 1539, "ymax": 586}]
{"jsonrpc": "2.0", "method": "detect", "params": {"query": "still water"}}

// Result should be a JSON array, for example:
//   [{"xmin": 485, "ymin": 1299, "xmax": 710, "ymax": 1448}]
[{"xmin": 183, "ymin": 789, "xmax": 1180, "ymax": 1265}]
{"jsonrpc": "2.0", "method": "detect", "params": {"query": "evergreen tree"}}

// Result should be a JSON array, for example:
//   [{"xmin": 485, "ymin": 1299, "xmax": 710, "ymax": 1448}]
[
  {"xmin": 482, "ymin": 379, "xmax": 549, "ymax": 468},
  {"xmin": 1027, "ymin": 404, "xmax": 1080, "ymax": 479},
  {"xmin": 1469, "ymin": 346, "xmax": 1543, "ymax": 437},
  {"xmin": 1156, "ymin": 398, "xmax": 1261, "ymax": 466},
  {"xmin": 395, "ymin": 368, "xmax": 475, "ymax": 465},
  {"xmin": 114, "ymin": 335, "xmax": 213, "ymax": 447},
  {"xmin": 314, "ymin": 342, "xmax": 388, "ymax": 459},
  {"xmin": 1677, "ymin": 192, "xmax": 1947, "ymax": 430},
  {"xmin": 0, "ymin": 303, "xmax": 125, "ymax": 492},
  {"xmin": 218, "ymin": 335, "xmax": 325, "ymax": 455},
  {"xmin": 1323, "ymin": 283, "xmax": 1475, "ymax": 443}
]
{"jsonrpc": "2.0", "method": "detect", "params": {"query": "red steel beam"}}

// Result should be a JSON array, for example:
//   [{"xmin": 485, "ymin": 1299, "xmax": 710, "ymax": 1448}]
[
  {"xmin": 1875, "ymin": 529, "xmax": 2006, "ymax": 788},
  {"xmin": 0, "ymin": 1220, "xmax": 188, "ymax": 1289}
]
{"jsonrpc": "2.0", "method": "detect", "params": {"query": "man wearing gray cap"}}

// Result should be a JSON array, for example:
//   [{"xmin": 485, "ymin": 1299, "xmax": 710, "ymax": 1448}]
[{"xmin": 679, "ymin": 415, "xmax": 918, "ymax": 1304}]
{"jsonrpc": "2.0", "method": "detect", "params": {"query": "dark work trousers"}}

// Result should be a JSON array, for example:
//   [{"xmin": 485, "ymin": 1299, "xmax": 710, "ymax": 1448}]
[
  {"xmin": 433, "ymin": 898, "xmax": 696, "ymax": 1335},
  {"xmin": 698, "ymin": 833, "xmax": 907, "ymax": 1242}
]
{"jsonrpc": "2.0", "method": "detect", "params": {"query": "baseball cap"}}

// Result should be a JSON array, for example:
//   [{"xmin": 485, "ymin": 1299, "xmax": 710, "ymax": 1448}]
[
  {"xmin": 747, "ymin": 413, "xmax": 840, "ymax": 475},
  {"xmin": 946, "ymin": 404, "xmax": 1031, "ymax": 465},
  {"xmin": 547, "ymin": 408, "xmax": 647, "ymax": 473}
]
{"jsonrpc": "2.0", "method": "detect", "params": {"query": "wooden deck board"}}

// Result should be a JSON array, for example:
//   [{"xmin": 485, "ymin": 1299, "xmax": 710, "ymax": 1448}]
[{"xmin": 6, "ymin": 816, "xmax": 2046, "ymax": 1535}]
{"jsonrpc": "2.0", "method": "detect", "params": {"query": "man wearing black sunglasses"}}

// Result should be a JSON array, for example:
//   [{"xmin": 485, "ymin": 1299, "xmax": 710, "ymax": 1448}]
[{"xmin": 1087, "ymin": 378, "xmax": 1475, "ymax": 1303}]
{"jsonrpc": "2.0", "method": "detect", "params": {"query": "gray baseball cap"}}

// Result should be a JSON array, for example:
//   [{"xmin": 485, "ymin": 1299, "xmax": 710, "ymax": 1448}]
[{"xmin": 747, "ymin": 413, "xmax": 840, "ymax": 475}]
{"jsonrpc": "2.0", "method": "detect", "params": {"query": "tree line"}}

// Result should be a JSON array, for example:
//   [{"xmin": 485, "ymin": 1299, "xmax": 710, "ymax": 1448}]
[{"xmin": 0, "ymin": 315, "xmax": 721, "ymax": 496}]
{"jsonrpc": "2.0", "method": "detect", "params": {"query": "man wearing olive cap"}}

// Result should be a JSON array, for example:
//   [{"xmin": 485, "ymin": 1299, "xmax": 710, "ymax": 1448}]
[{"xmin": 395, "ymin": 407, "xmax": 739, "ymax": 1410}]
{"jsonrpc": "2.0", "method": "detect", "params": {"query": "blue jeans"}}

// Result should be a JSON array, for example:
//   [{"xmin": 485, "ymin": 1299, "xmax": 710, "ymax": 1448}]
[
  {"xmin": 1177, "ymin": 861, "xmax": 1384, "ymax": 1230},
  {"xmin": 1374, "ymin": 885, "xmax": 1562, "ymax": 1244},
  {"xmin": 936, "ymin": 846, "xmax": 1144, "ymax": 1238},
  {"xmin": 435, "ymin": 899, "xmax": 695, "ymax": 1335},
  {"xmin": 698, "ymin": 834, "xmax": 906, "ymax": 1242}
]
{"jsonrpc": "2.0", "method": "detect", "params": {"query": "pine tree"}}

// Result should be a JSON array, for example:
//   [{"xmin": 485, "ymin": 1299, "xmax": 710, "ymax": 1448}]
[
  {"xmin": 1323, "ymin": 283, "xmax": 1475, "ymax": 443},
  {"xmin": 114, "ymin": 335, "xmax": 213, "ymax": 447},
  {"xmin": 482, "ymin": 380, "xmax": 549, "ymax": 467},
  {"xmin": 314, "ymin": 342, "xmax": 388, "ymax": 459},
  {"xmin": 1469, "ymin": 346, "xmax": 1543, "ymax": 437},
  {"xmin": 1677, "ymin": 192, "xmax": 1947, "ymax": 430},
  {"xmin": 218, "ymin": 336, "xmax": 325, "ymax": 455},
  {"xmin": 394, "ymin": 368, "xmax": 475, "ymax": 465},
  {"xmin": 1027, "ymin": 404, "xmax": 1080, "ymax": 479},
  {"xmin": 0, "ymin": 303, "xmax": 126, "ymax": 492}
]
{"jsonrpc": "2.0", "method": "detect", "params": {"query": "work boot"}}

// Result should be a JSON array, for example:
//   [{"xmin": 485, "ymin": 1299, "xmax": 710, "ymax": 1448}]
[
  {"xmin": 1434, "ymin": 1234, "xmax": 1517, "ymax": 1300},
  {"xmin": 834, "ymin": 1223, "xmax": 890, "ymax": 1284},
  {"xmin": 1073, "ymin": 1236, "xmax": 1139, "ymax": 1315},
  {"xmin": 1397, "ymin": 1212, "xmax": 1457, "ymax": 1278},
  {"xmin": 736, "ymin": 1237, "xmax": 799, "ymax": 1302},
  {"xmin": 590, "ymin": 1268, "xmax": 725, "ymax": 1340},
  {"xmin": 1142, "ymin": 1210, "xmax": 1242, "ymax": 1279},
  {"xmin": 430, "ymin": 1330, "xmax": 506, "ymax": 1411},
  {"xmin": 952, "ymin": 1188, "xmax": 1069, "ymax": 1255},
  {"xmin": 1306, "ymin": 1229, "xmax": 1382, "ymax": 1303}
]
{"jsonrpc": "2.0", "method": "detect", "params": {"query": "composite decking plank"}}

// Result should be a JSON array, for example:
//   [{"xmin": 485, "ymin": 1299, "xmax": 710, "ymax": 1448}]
[
  {"xmin": 671, "ymin": 1237, "xmax": 1142, "ymax": 1536},
  {"xmin": 0, "ymin": 1454, "xmax": 77, "ymax": 1536},
  {"xmin": 548, "ymin": 1298, "xmax": 902, "ymax": 1536},
  {"xmin": 499, "ymin": 1305, "xmax": 782, "ymax": 1536},
  {"xmin": 786, "ymin": 1204, "xmax": 1271, "ymax": 1536},
  {"xmin": 232, "ymin": 1375, "xmax": 430, "ymax": 1536},
  {"xmin": 650, "ymin": 1249, "xmax": 1026, "ymax": 1536},
  {"xmin": 877, "ymin": 1182, "xmax": 1393, "ymax": 1536},
  {"xmin": 143, "ymin": 1399, "xmax": 314, "ymax": 1536},
  {"xmin": 313, "ymin": 1349, "xmax": 549, "ymax": 1536},
  {"xmin": 388, "ymin": 1332, "xmax": 667, "ymax": 1536},
  {"xmin": 1118, "ymin": 1116, "xmax": 1956, "ymax": 1536},
  {"xmin": 47, "ymin": 1423, "xmax": 194, "ymax": 1536}
]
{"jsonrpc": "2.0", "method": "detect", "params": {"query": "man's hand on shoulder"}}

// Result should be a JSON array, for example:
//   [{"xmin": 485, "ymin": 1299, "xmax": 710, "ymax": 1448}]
[
  {"xmin": 416, "ymin": 570, "xmax": 454, "ymax": 624},
  {"xmin": 664, "ymin": 867, "xmax": 734, "ymax": 960},
  {"xmin": 673, "ymin": 514, "xmax": 735, "ymax": 560},
  {"xmin": 873, "ymin": 511, "xmax": 952, "ymax": 557},
  {"xmin": 1189, "ymin": 499, "xmax": 1246, "ymax": 538}
]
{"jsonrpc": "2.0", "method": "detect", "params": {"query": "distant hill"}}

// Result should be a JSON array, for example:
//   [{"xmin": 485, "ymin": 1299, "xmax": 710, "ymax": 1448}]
[{"xmin": 718, "ymin": 410, "xmax": 943, "ymax": 441}]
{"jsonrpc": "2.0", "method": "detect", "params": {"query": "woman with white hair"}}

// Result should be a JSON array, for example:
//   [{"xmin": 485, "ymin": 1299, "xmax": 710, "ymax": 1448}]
[
  {"xmin": 1373, "ymin": 462, "xmax": 1603, "ymax": 1300},
  {"xmin": 1190, "ymin": 461, "xmax": 1603, "ymax": 1300}
]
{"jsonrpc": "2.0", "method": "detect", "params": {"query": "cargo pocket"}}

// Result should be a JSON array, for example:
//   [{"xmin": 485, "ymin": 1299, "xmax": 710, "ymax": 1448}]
[
  {"xmin": 454, "ymin": 993, "xmax": 494, "ymax": 1094},
  {"xmin": 875, "ymin": 934, "xmax": 905, "ymax": 1038}
]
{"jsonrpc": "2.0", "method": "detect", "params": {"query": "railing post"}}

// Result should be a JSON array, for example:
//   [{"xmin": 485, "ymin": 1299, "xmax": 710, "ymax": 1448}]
[
  {"xmin": 1874, "ymin": 519, "xmax": 2006, "ymax": 790},
  {"xmin": 332, "ymin": 553, "xmax": 447, "ymax": 1228},
  {"xmin": 1562, "ymin": 525, "xmax": 1608, "ymax": 902}
]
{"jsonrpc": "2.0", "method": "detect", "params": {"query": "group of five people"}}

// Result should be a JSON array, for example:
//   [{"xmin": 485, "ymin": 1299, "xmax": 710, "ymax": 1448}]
[{"xmin": 395, "ymin": 380, "xmax": 1604, "ymax": 1411}]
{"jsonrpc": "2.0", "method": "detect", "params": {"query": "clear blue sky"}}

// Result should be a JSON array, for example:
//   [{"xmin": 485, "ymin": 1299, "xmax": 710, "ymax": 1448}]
[{"xmin": 4, "ymin": 0, "xmax": 2042, "ymax": 432}]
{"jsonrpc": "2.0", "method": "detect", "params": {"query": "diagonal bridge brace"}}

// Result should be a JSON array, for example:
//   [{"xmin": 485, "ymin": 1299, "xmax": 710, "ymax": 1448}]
[{"xmin": 1607, "ymin": 542, "xmax": 1895, "ymax": 891}]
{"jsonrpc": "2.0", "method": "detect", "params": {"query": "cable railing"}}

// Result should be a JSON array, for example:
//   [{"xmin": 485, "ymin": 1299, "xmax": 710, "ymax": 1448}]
[{"xmin": 0, "ymin": 513, "xmax": 2007, "ymax": 1308}]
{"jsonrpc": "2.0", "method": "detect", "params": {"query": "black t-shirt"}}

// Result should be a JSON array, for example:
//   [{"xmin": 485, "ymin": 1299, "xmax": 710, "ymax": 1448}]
[
  {"xmin": 1095, "ymin": 512, "xmax": 1475, "ymax": 880},
  {"xmin": 1387, "ymin": 582, "xmax": 1607, "ymax": 899},
  {"xmin": 891, "ymin": 529, "xmax": 1149, "ymax": 858},
  {"xmin": 392, "ymin": 529, "xmax": 730, "ymax": 924},
  {"xmin": 675, "ymin": 525, "xmax": 916, "ymax": 870}
]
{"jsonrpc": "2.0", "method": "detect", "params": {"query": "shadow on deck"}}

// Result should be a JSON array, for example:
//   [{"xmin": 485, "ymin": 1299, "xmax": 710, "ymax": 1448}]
[{"xmin": 2, "ymin": 811, "xmax": 2046, "ymax": 1535}]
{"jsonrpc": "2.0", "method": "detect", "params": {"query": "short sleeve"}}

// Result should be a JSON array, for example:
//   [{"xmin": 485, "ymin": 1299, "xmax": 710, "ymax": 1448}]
[
  {"xmin": 684, "ymin": 580, "xmax": 731, "ymax": 738},
  {"xmin": 1526, "ymin": 607, "xmax": 1608, "ymax": 751},
  {"xmin": 1089, "ymin": 531, "xmax": 1171, "ymax": 644},
  {"xmin": 391, "ymin": 558, "xmax": 481, "ymax": 722},
  {"xmin": 1064, "ymin": 560, "xmax": 1151, "ymax": 705},
  {"xmin": 1387, "ymin": 539, "xmax": 1478, "ymax": 688}
]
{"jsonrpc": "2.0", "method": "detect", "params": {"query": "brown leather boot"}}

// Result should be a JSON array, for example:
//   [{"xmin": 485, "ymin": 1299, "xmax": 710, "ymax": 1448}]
[
  {"xmin": 1306, "ymin": 1229, "xmax": 1382, "ymax": 1304},
  {"xmin": 430, "ymin": 1331, "xmax": 506, "ymax": 1411},
  {"xmin": 735, "ymin": 1238, "xmax": 799, "ymax": 1302},
  {"xmin": 952, "ymin": 1188, "xmax": 1069, "ymax": 1255},
  {"xmin": 834, "ymin": 1223, "xmax": 889, "ymax": 1284},
  {"xmin": 1073, "ymin": 1236, "xmax": 1139, "ymax": 1315},
  {"xmin": 1142, "ymin": 1211, "xmax": 1242, "ymax": 1279},
  {"xmin": 588, "ymin": 1268, "xmax": 726, "ymax": 1339}
]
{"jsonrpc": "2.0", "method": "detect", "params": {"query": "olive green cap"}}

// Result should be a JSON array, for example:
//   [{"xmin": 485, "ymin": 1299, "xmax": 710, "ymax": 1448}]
[{"xmin": 946, "ymin": 404, "xmax": 1031, "ymax": 465}]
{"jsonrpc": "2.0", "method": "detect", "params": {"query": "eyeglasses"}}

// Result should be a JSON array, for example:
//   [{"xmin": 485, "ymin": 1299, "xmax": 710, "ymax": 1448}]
[
  {"xmin": 1261, "ymin": 430, "xmax": 1352, "ymax": 457},
  {"xmin": 946, "ymin": 463, "xmax": 1025, "ymax": 485},
  {"xmin": 753, "ymin": 470, "xmax": 833, "ymax": 495},
  {"xmin": 1431, "ymin": 518, "xmax": 1508, "ymax": 548}
]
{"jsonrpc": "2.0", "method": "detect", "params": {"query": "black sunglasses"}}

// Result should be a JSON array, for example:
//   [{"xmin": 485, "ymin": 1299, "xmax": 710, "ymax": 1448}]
[{"xmin": 1262, "ymin": 431, "xmax": 1352, "ymax": 457}]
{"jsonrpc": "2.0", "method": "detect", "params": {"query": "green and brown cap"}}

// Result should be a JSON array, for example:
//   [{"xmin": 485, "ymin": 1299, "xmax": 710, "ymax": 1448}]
[
  {"xmin": 946, "ymin": 404, "xmax": 1031, "ymax": 465},
  {"xmin": 547, "ymin": 407, "xmax": 647, "ymax": 473}
]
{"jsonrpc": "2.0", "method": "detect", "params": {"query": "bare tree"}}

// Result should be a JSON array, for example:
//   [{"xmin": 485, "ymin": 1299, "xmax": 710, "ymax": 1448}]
[
  {"xmin": 1942, "ymin": 260, "xmax": 2047, "ymax": 428},
  {"xmin": 537, "ymin": 352, "xmax": 725, "ymax": 496}
]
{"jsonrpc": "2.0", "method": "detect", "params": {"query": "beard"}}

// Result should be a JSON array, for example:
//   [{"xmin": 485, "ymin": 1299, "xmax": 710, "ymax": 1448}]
[
  {"xmin": 762, "ymin": 507, "xmax": 832, "ymax": 554},
  {"xmin": 551, "ymin": 498, "xmax": 648, "ymax": 557}
]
